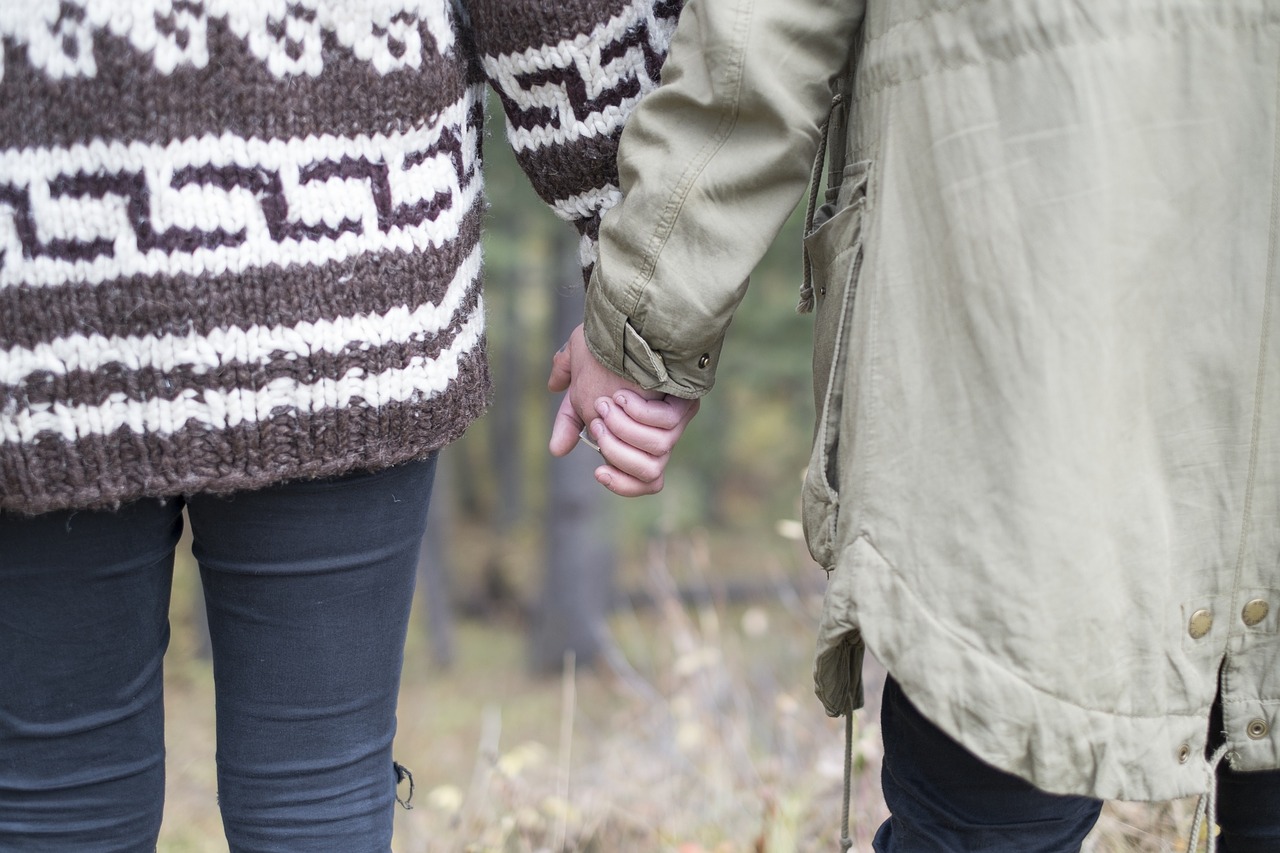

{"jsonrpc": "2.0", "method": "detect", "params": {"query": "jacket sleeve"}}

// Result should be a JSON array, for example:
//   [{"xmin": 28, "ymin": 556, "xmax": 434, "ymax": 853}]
[
  {"xmin": 582, "ymin": 0, "xmax": 865, "ymax": 398},
  {"xmin": 464, "ymin": 0, "xmax": 684, "ymax": 280}
]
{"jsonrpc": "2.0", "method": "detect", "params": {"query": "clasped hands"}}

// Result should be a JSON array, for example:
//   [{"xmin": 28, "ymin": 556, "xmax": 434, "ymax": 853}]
[{"xmin": 548, "ymin": 324, "xmax": 699, "ymax": 496}]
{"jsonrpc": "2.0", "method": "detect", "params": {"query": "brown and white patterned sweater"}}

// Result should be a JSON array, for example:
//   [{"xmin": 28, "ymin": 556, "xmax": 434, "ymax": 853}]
[{"xmin": 0, "ymin": 0, "xmax": 680, "ymax": 514}]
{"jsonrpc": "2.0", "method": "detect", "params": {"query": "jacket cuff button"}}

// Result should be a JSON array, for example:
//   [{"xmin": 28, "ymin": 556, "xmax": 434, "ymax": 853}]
[{"xmin": 697, "ymin": 353, "xmax": 710, "ymax": 369}]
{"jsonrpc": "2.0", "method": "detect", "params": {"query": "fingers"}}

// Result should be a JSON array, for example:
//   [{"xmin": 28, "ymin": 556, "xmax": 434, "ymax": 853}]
[
  {"xmin": 611, "ymin": 391, "xmax": 700, "ymax": 430},
  {"xmin": 577, "ymin": 417, "xmax": 669, "ymax": 496},
  {"xmin": 544, "ymin": 323, "xmax": 697, "ymax": 496},
  {"xmin": 592, "ymin": 398, "xmax": 684, "ymax": 457},
  {"xmin": 576, "ymin": 393, "xmax": 700, "ymax": 495},
  {"xmin": 589, "ymin": 417, "xmax": 669, "ymax": 483},
  {"xmin": 593, "ymin": 464, "xmax": 665, "ymax": 498},
  {"xmin": 551, "ymin": 404, "xmax": 670, "ymax": 496},
  {"xmin": 548, "ymin": 393, "xmax": 585, "ymax": 457}
]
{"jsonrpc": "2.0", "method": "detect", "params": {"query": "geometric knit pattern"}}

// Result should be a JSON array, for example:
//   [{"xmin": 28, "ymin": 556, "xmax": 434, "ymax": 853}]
[
  {"xmin": 477, "ymin": 0, "xmax": 681, "ymax": 272},
  {"xmin": 0, "ymin": 0, "xmax": 680, "ymax": 514}
]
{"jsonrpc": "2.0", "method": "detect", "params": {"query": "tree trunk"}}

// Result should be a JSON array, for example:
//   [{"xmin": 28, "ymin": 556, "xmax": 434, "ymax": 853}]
[
  {"xmin": 474, "ymin": 254, "xmax": 527, "ymax": 617},
  {"xmin": 529, "ymin": 230, "xmax": 617, "ymax": 673},
  {"xmin": 490, "ymin": 263, "xmax": 525, "ymax": 534}
]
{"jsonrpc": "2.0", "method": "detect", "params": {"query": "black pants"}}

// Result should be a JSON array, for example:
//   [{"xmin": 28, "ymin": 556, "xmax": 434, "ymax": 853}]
[{"xmin": 875, "ymin": 676, "xmax": 1280, "ymax": 852}]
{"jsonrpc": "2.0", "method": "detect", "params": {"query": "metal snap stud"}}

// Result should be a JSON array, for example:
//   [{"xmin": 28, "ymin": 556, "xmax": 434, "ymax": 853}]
[
  {"xmin": 1177, "ymin": 743, "xmax": 1191, "ymax": 764},
  {"xmin": 1188, "ymin": 609, "xmax": 1213, "ymax": 639},
  {"xmin": 697, "ymin": 353, "xmax": 710, "ymax": 369},
  {"xmin": 1248, "ymin": 719, "xmax": 1269, "ymax": 740},
  {"xmin": 1242, "ymin": 599, "xmax": 1270, "ymax": 627}
]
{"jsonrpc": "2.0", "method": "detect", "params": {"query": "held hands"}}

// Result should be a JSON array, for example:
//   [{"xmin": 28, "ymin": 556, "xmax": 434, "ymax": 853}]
[{"xmin": 548, "ymin": 324, "xmax": 699, "ymax": 496}]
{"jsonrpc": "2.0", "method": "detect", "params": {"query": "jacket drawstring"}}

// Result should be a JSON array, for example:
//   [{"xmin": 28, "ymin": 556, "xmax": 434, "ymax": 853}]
[
  {"xmin": 1188, "ymin": 744, "xmax": 1229, "ymax": 853},
  {"xmin": 839, "ymin": 705, "xmax": 855, "ymax": 851}
]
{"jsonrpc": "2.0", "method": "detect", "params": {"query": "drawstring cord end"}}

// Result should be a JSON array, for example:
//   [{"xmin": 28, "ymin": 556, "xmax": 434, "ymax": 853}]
[
  {"xmin": 1188, "ymin": 744, "xmax": 1229, "ymax": 853},
  {"xmin": 839, "ymin": 700, "xmax": 855, "ymax": 851}
]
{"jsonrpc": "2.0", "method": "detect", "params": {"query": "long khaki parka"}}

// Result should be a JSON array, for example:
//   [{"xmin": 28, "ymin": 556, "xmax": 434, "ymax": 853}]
[{"xmin": 583, "ymin": 0, "xmax": 1280, "ymax": 802}]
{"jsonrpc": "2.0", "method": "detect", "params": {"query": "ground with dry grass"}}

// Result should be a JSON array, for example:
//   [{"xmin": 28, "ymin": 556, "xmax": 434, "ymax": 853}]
[{"xmin": 157, "ymin": 528, "xmax": 1198, "ymax": 852}]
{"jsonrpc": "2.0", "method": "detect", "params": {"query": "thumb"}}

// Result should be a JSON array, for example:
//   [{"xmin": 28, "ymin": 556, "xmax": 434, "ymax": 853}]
[
  {"xmin": 547, "ymin": 346, "xmax": 572, "ymax": 392},
  {"xmin": 549, "ymin": 392, "xmax": 585, "ymax": 457}
]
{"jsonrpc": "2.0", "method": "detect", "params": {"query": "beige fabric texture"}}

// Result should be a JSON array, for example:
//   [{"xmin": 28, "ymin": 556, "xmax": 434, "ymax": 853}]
[{"xmin": 585, "ymin": 0, "xmax": 1280, "ymax": 803}]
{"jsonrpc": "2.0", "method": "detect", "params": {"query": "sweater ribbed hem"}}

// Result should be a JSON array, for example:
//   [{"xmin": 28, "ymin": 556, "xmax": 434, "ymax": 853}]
[{"xmin": 0, "ymin": 353, "xmax": 489, "ymax": 516}]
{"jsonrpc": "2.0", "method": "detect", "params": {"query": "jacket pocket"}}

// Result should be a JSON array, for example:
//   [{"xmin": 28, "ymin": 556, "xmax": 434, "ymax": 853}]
[
  {"xmin": 813, "ymin": 535, "xmax": 879, "ymax": 716},
  {"xmin": 800, "ymin": 163, "xmax": 868, "ymax": 570}
]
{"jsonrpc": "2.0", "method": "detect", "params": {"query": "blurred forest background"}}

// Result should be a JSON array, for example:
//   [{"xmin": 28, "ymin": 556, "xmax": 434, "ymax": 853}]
[{"xmin": 155, "ymin": 99, "xmax": 1197, "ymax": 851}]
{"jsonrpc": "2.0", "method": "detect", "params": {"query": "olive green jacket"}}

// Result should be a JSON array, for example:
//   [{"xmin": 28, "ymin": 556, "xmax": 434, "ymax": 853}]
[{"xmin": 584, "ymin": 0, "xmax": 1280, "ymax": 802}]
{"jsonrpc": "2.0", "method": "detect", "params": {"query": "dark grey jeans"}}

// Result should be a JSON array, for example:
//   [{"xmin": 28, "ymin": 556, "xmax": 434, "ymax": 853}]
[{"xmin": 0, "ymin": 457, "xmax": 436, "ymax": 852}]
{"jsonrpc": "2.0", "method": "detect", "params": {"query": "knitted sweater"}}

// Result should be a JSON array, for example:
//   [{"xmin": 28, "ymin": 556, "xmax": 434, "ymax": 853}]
[{"xmin": 0, "ymin": 0, "xmax": 680, "ymax": 515}]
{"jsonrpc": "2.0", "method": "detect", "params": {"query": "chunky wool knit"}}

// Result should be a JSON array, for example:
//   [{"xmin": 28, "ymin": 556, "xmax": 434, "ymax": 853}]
[{"xmin": 0, "ymin": 0, "xmax": 679, "ymax": 514}]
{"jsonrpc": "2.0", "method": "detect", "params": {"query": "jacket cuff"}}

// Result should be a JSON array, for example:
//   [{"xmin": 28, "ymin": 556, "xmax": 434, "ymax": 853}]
[{"xmin": 583, "ymin": 277, "xmax": 722, "ymax": 400}]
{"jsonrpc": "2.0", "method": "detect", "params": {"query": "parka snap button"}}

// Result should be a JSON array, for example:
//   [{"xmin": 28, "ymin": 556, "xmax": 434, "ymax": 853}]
[
  {"xmin": 1242, "ymin": 599, "xmax": 1270, "ymax": 627},
  {"xmin": 1177, "ymin": 744, "xmax": 1191, "ymax": 763},
  {"xmin": 697, "ymin": 354, "xmax": 710, "ymax": 369},
  {"xmin": 1248, "ymin": 719, "xmax": 1269, "ymax": 740},
  {"xmin": 1188, "ymin": 609, "xmax": 1213, "ymax": 639}
]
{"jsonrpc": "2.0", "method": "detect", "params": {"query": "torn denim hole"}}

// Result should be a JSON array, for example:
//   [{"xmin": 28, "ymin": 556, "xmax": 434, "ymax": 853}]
[{"xmin": 393, "ymin": 761, "xmax": 414, "ymax": 810}]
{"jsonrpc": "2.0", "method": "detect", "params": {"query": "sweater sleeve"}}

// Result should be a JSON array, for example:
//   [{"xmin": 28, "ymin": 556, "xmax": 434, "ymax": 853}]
[{"xmin": 464, "ymin": 0, "xmax": 684, "ymax": 280}]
